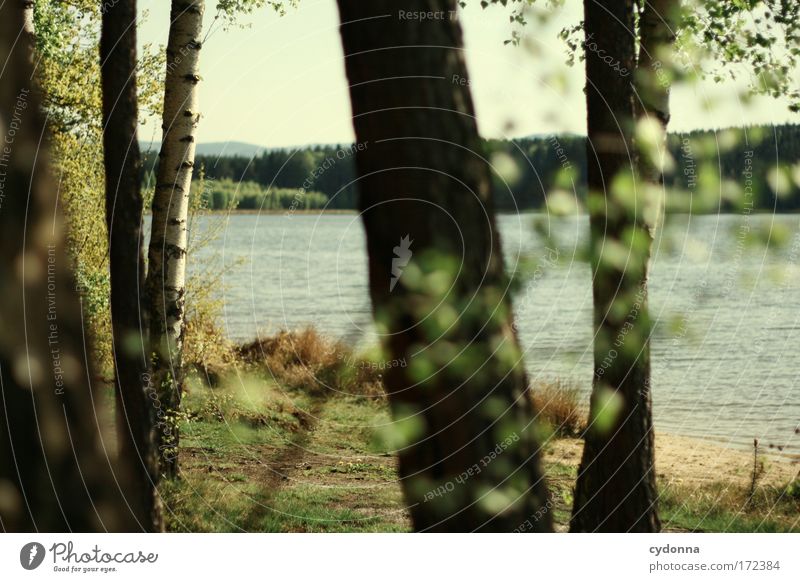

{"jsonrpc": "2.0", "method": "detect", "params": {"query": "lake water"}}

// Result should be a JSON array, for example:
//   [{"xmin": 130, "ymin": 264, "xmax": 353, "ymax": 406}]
[{"xmin": 191, "ymin": 212, "xmax": 800, "ymax": 458}]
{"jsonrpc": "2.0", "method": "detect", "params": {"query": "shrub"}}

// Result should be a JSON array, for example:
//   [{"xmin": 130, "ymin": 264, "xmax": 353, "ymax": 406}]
[
  {"xmin": 182, "ymin": 170, "xmax": 240, "ymax": 386},
  {"xmin": 530, "ymin": 379, "xmax": 585, "ymax": 437},
  {"xmin": 785, "ymin": 477, "xmax": 800, "ymax": 500},
  {"xmin": 183, "ymin": 298, "xmax": 236, "ymax": 387},
  {"xmin": 73, "ymin": 266, "xmax": 113, "ymax": 377},
  {"xmin": 237, "ymin": 328, "xmax": 385, "ymax": 398}
]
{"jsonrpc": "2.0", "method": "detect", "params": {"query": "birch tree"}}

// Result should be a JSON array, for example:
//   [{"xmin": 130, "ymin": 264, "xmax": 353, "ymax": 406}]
[
  {"xmin": 145, "ymin": 0, "xmax": 205, "ymax": 477},
  {"xmin": 145, "ymin": 0, "xmax": 294, "ymax": 478},
  {"xmin": 633, "ymin": 1, "xmax": 679, "ymax": 277},
  {"xmin": 22, "ymin": 1, "xmax": 35, "ymax": 35}
]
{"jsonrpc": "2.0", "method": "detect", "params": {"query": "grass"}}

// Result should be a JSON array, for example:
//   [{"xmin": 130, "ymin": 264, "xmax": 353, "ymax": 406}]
[
  {"xmin": 540, "ymin": 446, "xmax": 800, "ymax": 532},
  {"xmin": 659, "ymin": 481, "xmax": 800, "ymax": 532},
  {"xmin": 161, "ymin": 369, "xmax": 409, "ymax": 532},
  {"xmin": 161, "ymin": 329, "xmax": 799, "ymax": 533}
]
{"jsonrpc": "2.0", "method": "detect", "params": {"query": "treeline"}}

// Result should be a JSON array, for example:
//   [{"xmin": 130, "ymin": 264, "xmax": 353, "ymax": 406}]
[
  {"xmin": 488, "ymin": 124, "xmax": 800, "ymax": 211},
  {"xmin": 191, "ymin": 178, "xmax": 328, "ymax": 210},
  {"xmin": 141, "ymin": 123, "xmax": 800, "ymax": 212}
]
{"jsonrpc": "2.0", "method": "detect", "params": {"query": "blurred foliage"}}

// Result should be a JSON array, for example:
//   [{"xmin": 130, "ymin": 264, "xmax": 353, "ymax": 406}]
[{"xmin": 681, "ymin": 0, "xmax": 800, "ymax": 111}]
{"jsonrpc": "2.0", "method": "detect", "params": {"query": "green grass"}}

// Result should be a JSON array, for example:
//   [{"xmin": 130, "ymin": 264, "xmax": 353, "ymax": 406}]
[
  {"xmin": 659, "ymin": 482, "xmax": 800, "ymax": 532},
  {"xmin": 307, "ymin": 396, "xmax": 394, "ymax": 456},
  {"xmin": 160, "ymin": 368, "xmax": 799, "ymax": 532},
  {"xmin": 161, "ymin": 373, "xmax": 410, "ymax": 532}
]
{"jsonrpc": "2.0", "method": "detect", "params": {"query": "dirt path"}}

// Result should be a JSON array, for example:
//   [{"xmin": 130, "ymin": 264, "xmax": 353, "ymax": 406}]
[
  {"xmin": 257, "ymin": 402, "xmax": 320, "ymax": 486},
  {"xmin": 278, "ymin": 398, "xmax": 411, "ymax": 531},
  {"xmin": 243, "ymin": 396, "xmax": 410, "ymax": 532}
]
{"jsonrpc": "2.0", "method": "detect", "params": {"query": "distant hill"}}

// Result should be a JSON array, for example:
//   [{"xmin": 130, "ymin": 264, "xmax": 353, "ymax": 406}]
[{"xmin": 139, "ymin": 141, "xmax": 267, "ymax": 157}]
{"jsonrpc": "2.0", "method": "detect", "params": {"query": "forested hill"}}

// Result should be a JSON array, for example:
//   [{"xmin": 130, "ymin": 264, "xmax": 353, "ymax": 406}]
[{"xmin": 141, "ymin": 124, "xmax": 800, "ymax": 212}]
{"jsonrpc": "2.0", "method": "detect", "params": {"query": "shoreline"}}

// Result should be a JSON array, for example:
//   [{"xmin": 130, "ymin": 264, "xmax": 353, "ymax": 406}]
[
  {"xmin": 548, "ymin": 433, "xmax": 798, "ymax": 489},
  {"xmin": 222, "ymin": 331, "xmax": 799, "ymax": 463},
  {"xmin": 151, "ymin": 208, "xmax": 358, "ymax": 216},
  {"xmin": 166, "ymin": 208, "xmax": 800, "ymax": 216},
  {"xmin": 177, "ymin": 208, "xmax": 800, "ymax": 217}
]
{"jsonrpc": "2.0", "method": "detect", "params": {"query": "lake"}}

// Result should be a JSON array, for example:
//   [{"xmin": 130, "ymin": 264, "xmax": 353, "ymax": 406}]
[{"xmin": 190, "ymin": 212, "xmax": 800, "ymax": 458}]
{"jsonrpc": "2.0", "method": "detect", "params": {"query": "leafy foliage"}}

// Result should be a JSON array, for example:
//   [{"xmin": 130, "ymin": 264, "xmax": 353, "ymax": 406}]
[
  {"xmin": 210, "ymin": 0, "xmax": 297, "ymax": 33},
  {"xmin": 32, "ymin": 1, "xmax": 162, "ymax": 373},
  {"xmin": 480, "ymin": 0, "xmax": 800, "ymax": 111}
]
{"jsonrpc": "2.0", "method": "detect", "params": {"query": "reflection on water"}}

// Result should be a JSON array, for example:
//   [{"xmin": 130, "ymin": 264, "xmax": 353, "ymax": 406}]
[{"xmin": 188, "ymin": 212, "xmax": 800, "ymax": 457}]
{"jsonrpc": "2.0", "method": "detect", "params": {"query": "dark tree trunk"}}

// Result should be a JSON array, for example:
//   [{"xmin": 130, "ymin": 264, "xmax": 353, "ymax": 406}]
[
  {"xmin": 635, "ymin": 0, "xmax": 678, "ymax": 133},
  {"xmin": 570, "ymin": 0, "xmax": 661, "ymax": 532},
  {"xmin": 0, "ymin": 2, "xmax": 132, "ymax": 532},
  {"xmin": 335, "ymin": 0, "xmax": 551, "ymax": 532},
  {"xmin": 100, "ymin": 0, "xmax": 163, "ymax": 531}
]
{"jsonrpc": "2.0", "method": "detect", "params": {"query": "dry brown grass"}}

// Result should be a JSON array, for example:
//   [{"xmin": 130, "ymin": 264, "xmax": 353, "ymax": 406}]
[
  {"xmin": 530, "ymin": 378, "xmax": 586, "ymax": 437},
  {"xmin": 237, "ymin": 327, "xmax": 386, "ymax": 398}
]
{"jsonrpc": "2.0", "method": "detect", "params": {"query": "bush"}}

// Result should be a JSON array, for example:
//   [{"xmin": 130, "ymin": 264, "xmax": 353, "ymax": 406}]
[
  {"xmin": 237, "ymin": 328, "xmax": 385, "ymax": 398},
  {"xmin": 183, "ymin": 299, "xmax": 237, "ymax": 387},
  {"xmin": 73, "ymin": 266, "xmax": 113, "ymax": 377},
  {"xmin": 785, "ymin": 478, "xmax": 800, "ymax": 500},
  {"xmin": 182, "ymin": 174, "xmax": 240, "ymax": 386},
  {"xmin": 530, "ymin": 379, "xmax": 585, "ymax": 437}
]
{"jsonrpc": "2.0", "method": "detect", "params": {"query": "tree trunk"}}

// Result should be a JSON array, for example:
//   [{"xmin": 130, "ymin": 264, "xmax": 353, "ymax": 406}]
[
  {"xmin": 0, "ymin": 1, "xmax": 132, "ymax": 532},
  {"xmin": 635, "ymin": 0, "xmax": 678, "ymax": 131},
  {"xmin": 570, "ymin": 0, "xmax": 661, "ymax": 532},
  {"xmin": 635, "ymin": 0, "xmax": 679, "ymax": 253},
  {"xmin": 145, "ymin": 0, "xmax": 204, "ymax": 477},
  {"xmin": 100, "ymin": 0, "xmax": 164, "ymax": 531},
  {"xmin": 336, "ymin": 0, "xmax": 552, "ymax": 532},
  {"xmin": 22, "ymin": 0, "xmax": 34, "ymax": 36}
]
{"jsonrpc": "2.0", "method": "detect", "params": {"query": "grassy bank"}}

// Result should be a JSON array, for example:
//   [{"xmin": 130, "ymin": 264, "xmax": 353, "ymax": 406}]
[
  {"xmin": 162, "ymin": 376, "xmax": 408, "ymax": 532},
  {"xmin": 162, "ymin": 329, "xmax": 800, "ymax": 532}
]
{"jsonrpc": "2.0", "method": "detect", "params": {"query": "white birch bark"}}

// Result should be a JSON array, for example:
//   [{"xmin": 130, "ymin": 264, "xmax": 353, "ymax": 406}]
[
  {"xmin": 22, "ymin": 1, "xmax": 34, "ymax": 35},
  {"xmin": 145, "ymin": 0, "xmax": 204, "ymax": 475}
]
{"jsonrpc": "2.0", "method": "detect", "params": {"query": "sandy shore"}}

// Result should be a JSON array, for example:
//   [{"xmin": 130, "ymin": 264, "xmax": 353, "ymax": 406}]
[{"xmin": 547, "ymin": 433, "xmax": 799, "ymax": 488}]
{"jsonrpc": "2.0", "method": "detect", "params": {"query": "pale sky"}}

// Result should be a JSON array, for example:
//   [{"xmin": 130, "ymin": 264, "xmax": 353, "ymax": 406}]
[{"xmin": 137, "ymin": 0, "xmax": 798, "ymax": 148}]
